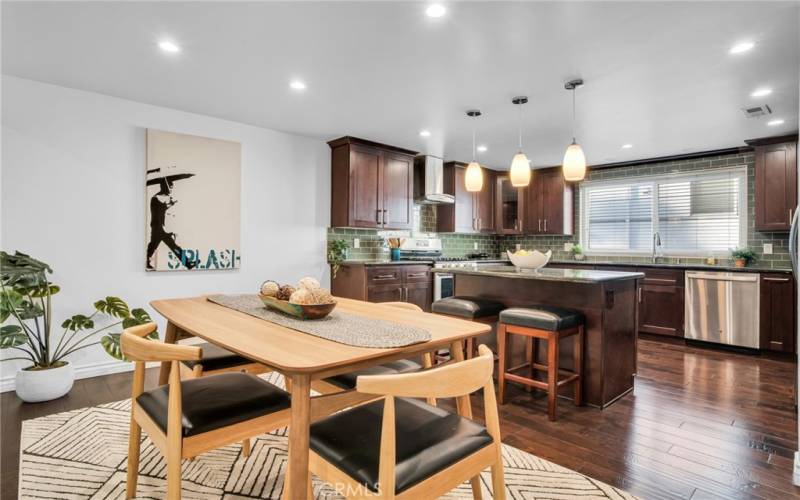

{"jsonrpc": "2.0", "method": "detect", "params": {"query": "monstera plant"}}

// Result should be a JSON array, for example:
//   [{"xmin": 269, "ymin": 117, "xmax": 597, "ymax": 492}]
[{"xmin": 0, "ymin": 251, "xmax": 157, "ymax": 402}]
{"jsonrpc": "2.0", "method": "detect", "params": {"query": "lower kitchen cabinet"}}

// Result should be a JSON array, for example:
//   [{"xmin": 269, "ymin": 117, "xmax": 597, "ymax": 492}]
[
  {"xmin": 638, "ymin": 282, "xmax": 685, "ymax": 337},
  {"xmin": 366, "ymin": 283, "xmax": 404, "ymax": 303},
  {"xmin": 404, "ymin": 281, "xmax": 433, "ymax": 311},
  {"xmin": 760, "ymin": 273, "xmax": 796, "ymax": 353},
  {"xmin": 332, "ymin": 263, "xmax": 433, "ymax": 311}
]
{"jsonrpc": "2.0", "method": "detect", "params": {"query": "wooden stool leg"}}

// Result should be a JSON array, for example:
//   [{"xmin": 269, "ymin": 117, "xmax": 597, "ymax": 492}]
[
  {"xmin": 525, "ymin": 337, "xmax": 534, "ymax": 393},
  {"xmin": 497, "ymin": 323, "xmax": 508, "ymax": 405},
  {"xmin": 574, "ymin": 325, "xmax": 584, "ymax": 406},
  {"xmin": 547, "ymin": 335, "xmax": 559, "ymax": 421}
]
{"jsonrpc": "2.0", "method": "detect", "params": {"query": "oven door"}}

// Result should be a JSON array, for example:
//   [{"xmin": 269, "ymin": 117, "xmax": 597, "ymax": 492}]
[{"xmin": 434, "ymin": 272, "xmax": 454, "ymax": 301}]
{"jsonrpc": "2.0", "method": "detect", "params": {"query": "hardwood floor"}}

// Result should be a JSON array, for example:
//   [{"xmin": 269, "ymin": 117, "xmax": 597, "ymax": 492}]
[{"xmin": 1, "ymin": 338, "xmax": 798, "ymax": 499}]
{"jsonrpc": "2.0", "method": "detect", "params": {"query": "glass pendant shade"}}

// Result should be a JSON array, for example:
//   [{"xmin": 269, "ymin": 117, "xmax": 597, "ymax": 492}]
[
  {"xmin": 465, "ymin": 161, "xmax": 483, "ymax": 192},
  {"xmin": 509, "ymin": 152, "xmax": 531, "ymax": 187},
  {"xmin": 562, "ymin": 141, "xmax": 587, "ymax": 181}
]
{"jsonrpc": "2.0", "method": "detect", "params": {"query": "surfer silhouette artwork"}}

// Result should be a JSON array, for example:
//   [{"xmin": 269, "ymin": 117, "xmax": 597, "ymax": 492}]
[{"xmin": 146, "ymin": 167, "xmax": 196, "ymax": 270}]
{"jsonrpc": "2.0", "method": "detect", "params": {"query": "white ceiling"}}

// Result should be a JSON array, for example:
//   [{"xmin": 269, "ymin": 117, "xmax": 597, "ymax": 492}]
[{"xmin": 3, "ymin": 1, "xmax": 798, "ymax": 169}]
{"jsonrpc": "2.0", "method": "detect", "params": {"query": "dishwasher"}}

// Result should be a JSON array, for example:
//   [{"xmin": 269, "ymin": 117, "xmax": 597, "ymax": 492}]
[{"xmin": 685, "ymin": 271, "xmax": 760, "ymax": 348}]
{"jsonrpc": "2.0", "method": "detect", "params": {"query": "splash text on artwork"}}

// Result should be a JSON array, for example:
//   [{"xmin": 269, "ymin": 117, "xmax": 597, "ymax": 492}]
[{"xmin": 167, "ymin": 249, "xmax": 240, "ymax": 270}]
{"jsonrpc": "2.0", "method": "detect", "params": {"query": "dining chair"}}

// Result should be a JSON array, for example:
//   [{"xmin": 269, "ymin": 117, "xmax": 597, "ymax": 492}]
[
  {"xmin": 121, "ymin": 323, "xmax": 293, "ymax": 500},
  {"xmin": 314, "ymin": 302, "xmax": 438, "ymax": 406},
  {"xmin": 309, "ymin": 344, "xmax": 505, "ymax": 499},
  {"xmin": 177, "ymin": 341, "xmax": 271, "ymax": 379}
]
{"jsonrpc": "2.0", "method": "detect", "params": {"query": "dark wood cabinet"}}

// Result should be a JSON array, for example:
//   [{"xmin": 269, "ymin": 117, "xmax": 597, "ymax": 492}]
[
  {"xmin": 636, "ymin": 268, "xmax": 685, "ymax": 337},
  {"xmin": 333, "ymin": 263, "xmax": 433, "ymax": 311},
  {"xmin": 495, "ymin": 174, "xmax": 524, "ymax": 234},
  {"xmin": 760, "ymin": 273, "xmax": 796, "ymax": 353},
  {"xmin": 366, "ymin": 283, "xmax": 404, "ymax": 303},
  {"xmin": 404, "ymin": 281, "xmax": 433, "ymax": 312},
  {"xmin": 329, "ymin": 137, "xmax": 416, "ymax": 230},
  {"xmin": 754, "ymin": 140, "xmax": 797, "ymax": 232},
  {"xmin": 437, "ymin": 162, "xmax": 495, "ymax": 233},
  {"xmin": 524, "ymin": 168, "xmax": 574, "ymax": 235}
]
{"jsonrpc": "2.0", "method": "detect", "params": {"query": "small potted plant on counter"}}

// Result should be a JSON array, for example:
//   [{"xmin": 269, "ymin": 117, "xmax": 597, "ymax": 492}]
[
  {"xmin": 731, "ymin": 247, "xmax": 756, "ymax": 268},
  {"xmin": 327, "ymin": 239, "xmax": 348, "ymax": 279},
  {"xmin": 1, "ymin": 251, "xmax": 156, "ymax": 403},
  {"xmin": 571, "ymin": 244, "xmax": 585, "ymax": 261}
]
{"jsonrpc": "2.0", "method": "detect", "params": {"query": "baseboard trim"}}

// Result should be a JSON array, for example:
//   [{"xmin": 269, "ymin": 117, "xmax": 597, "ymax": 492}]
[{"xmin": 0, "ymin": 359, "xmax": 135, "ymax": 393}]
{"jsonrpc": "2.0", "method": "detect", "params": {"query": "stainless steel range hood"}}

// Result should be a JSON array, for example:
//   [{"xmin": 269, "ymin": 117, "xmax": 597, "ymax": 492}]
[{"xmin": 413, "ymin": 155, "xmax": 454, "ymax": 204}]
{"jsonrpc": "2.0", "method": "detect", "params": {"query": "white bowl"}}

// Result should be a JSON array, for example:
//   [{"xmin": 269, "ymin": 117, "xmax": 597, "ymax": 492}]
[{"xmin": 506, "ymin": 249, "xmax": 552, "ymax": 270}]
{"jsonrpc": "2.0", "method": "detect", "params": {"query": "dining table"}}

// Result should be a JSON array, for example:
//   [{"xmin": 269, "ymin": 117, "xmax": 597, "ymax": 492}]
[{"xmin": 150, "ymin": 295, "xmax": 492, "ymax": 499}]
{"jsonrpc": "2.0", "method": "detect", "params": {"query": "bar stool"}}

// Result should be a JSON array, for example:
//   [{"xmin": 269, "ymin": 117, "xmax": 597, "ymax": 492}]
[
  {"xmin": 431, "ymin": 296, "xmax": 505, "ymax": 359},
  {"xmin": 497, "ymin": 306, "xmax": 584, "ymax": 421}
]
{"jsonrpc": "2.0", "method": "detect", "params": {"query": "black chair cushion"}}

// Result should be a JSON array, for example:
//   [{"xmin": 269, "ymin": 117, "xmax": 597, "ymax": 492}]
[
  {"xmin": 324, "ymin": 359, "xmax": 422, "ymax": 390},
  {"xmin": 180, "ymin": 342, "xmax": 253, "ymax": 372},
  {"xmin": 137, "ymin": 372, "xmax": 290, "ymax": 437},
  {"xmin": 431, "ymin": 296, "xmax": 505, "ymax": 319},
  {"xmin": 500, "ymin": 305, "xmax": 584, "ymax": 331},
  {"xmin": 310, "ymin": 397, "xmax": 492, "ymax": 493}
]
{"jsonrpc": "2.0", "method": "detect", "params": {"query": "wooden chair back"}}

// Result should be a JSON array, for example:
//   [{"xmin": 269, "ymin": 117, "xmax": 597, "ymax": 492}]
[{"xmin": 381, "ymin": 302, "xmax": 423, "ymax": 312}]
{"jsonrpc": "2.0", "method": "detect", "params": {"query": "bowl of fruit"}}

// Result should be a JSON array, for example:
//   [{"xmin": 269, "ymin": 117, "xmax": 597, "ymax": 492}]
[
  {"xmin": 506, "ymin": 249, "xmax": 552, "ymax": 270},
  {"xmin": 259, "ymin": 277, "xmax": 337, "ymax": 320}
]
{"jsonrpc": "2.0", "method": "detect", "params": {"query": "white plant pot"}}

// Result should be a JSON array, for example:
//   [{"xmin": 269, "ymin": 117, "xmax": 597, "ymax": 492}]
[{"xmin": 15, "ymin": 362, "xmax": 74, "ymax": 403}]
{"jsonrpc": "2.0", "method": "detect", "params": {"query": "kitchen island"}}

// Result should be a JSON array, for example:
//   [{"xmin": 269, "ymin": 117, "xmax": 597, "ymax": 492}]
[{"xmin": 439, "ymin": 265, "xmax": 644, "ymax": 408}]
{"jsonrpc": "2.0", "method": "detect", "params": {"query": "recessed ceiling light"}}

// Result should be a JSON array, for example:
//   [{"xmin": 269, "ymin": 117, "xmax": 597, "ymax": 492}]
[
  {"xmin": 419, "ymin": 130, "xmax": 431, "ymax": 137},
  {"xmin": 767, "ymin": 119, "xmax": 784, "ymax": 126},
  {"xmin": 426, "ymin": 3, "xmax": 446, "ymax": 18},
  {"xmin": 289, "ymin": 80, "xmax": 306, "ymax": 91},
  {"xmin": 621, "ymin": 144, "xmax": 633, "ymax": 149},
  {"xmin": 750, "ymin": 87, "xmax": 772, "ymax": 97},
  {"xmin": 158, "ymin": 40, "xmax": 181, "ymax": 53},
  {"xmin": 729, "ymin": 41, "xmax": 755, "ymax": 54},
  {"xmin": 477, "ymin": 145, "xmax": 487, "ymax": 153}
]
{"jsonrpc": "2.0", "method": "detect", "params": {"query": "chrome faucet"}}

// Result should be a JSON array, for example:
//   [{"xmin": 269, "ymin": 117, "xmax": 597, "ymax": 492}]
[{"xmin": 652, "ymin": 232, "xmax": 662, "ymax": 263}]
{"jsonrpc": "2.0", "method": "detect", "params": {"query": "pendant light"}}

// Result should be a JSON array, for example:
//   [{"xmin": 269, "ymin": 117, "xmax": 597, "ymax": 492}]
[
  {"xmin": 509, "ymin": 96, "xmax": 531, "ymax": 187},
  {"xmin": 464, "ymin": 109, "xmax": 483, "ymax": 192},
  {"xmin": 562, "ymin": 79, "xmax": 587, "ymax": 181}
]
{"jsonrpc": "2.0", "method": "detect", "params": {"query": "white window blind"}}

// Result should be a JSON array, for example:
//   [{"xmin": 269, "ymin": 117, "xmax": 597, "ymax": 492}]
[{"xmin": 581, "ymin": 167, "xmax": 746, "ymax": 255}]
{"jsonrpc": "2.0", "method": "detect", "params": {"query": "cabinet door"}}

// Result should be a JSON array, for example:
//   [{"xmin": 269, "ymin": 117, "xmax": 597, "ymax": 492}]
[
  {"xmin": 638, "ymin": 283, "xmax": 684, "ymax": 336},
  {"xmin": 476, "ymin": 169, "xmax": 495, "ymax": 232},
  {"xmin": 405, "ymin": 282, "xmax": 433, "ymax": 312},
  {"xmin": 524, "ymin": 177, "xmax": 543, "ymax": 233},
  {"xmin": 367, "ymin": 284, "xmax": 404, "ymax": 303},
  {"xmin": 382, "ymin": 152, "xmax": 414, "ymax": 230},
  {"xmin": 541, "ymin": 170, "xmax": 572, "ymax": 234},
  {"xmin": 755, "ymin": 142, "xmax": 797, "ymax": 231},
  {"xmin": 350, "ymin": 146, "xmax": 383, "ymax": 228},
  {"xmin": 495, "ymin": 175, "xmax": 523, "ymax": 234},
  {"xmin": 760, "ymin": 274, "xmax": 796, "ymax": 352},
  {"xmin": 454, "ymin": 166, "xmax": 477, "ymax": 233}
]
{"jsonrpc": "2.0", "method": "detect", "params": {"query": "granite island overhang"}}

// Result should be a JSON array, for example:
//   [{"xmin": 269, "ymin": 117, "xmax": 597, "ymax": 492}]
[{"xmin": 434, "ymin": 266, "xmax": 645, "ymax": 408}]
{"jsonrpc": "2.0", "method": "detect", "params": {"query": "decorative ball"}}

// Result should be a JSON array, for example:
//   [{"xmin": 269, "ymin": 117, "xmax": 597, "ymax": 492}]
[
  {"xmin": 260, "ymin": 280, "xmax": 280, "ymax": 297},
  {"xmin": 289, "ymin": 289, "xmax": 314, "ymax": 305},
  {"xmin": 310, "ymin": 288, "xmax": 334, "ymax": 304},
  {"xmin": 298, "ymin": 277, "xmax": 321, "ymax": 291},
  {"xmin": 276, "ymin": 284, "xmax": 295, "ymax": 301}
]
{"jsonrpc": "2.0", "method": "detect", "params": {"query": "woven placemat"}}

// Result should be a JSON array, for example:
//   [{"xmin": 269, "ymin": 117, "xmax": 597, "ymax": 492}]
[{"xmin": 207, "ymin": 294, "xmax": 431, "ymax": 348}]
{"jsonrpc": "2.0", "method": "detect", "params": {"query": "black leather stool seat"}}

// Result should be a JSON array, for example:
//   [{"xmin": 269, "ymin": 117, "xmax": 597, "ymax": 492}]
[
  {"xmin": 180, "ymin": 342, "xmax": 252, "ymax": 372},
  {"xmin": 431, "ymin": 296, "xmax": 505, "ymax": 319},
  {"xmin": 310, "ymin": 397, "xmax": 492, "ymax": 493},
  {"xmin": 500, "ymin": 305, "xmax": 584, "ymax": 331},
  {"xmin": 137, "ymin": 372, "xmax": 290, "ymax": 437},
  {"xmin": 324, "ymin": 359, "xmax": 421, "ymax": 390}
]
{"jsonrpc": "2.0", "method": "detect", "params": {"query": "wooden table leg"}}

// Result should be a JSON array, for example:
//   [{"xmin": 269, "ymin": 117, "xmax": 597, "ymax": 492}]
[
  {"xmin": 284, "ymin": 373, "xmax": 311, "ymax": 500},
  {"xmin": 158, "ymin": 322, "xmax": 178, "ymax": 385}
]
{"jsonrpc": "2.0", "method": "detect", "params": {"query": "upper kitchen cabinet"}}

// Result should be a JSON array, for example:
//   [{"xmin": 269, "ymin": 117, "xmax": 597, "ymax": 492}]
[
  {"xmin": 437, "ymin": 162, "xmax": 495, "ymax": 233},
  {"xmin": 524, "ymin": 167, "xmax": 574, "ymax": 235},
  {"xmin": 751, "ymin": 137, "xmax": 797, "ymax": 232},
  {"xmin": 495, "ymin": 174, "xmax": 524, "ymax": 234},
  {"xmin": 329, "ymin": 137, "xmax": 416, "ymax": 230}
]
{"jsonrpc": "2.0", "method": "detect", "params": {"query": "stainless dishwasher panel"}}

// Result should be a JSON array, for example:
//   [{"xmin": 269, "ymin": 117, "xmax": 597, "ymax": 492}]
[{"xmin": 685, "ymin": 271, "xmax": 760, "ymax": 348}]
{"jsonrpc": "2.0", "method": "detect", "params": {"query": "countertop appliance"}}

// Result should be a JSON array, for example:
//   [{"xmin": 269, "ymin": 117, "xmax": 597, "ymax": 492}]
[
  {"xmin": 413, "ymin": 155, "xmax": 454, "ymax": 204},
  {"xmin": 685, "ymin": 271, "xmax": 760, "ymax": 348}
]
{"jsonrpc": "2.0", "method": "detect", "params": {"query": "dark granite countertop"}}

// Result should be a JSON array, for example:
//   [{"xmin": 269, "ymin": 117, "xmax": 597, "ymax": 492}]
[
  {"xmin": 434, "ymin": 266, "xmax": 644, "ymax": 283},
  {"xmin": 547, "ymin": 260, "xmax": 793, "ymax": 274}
]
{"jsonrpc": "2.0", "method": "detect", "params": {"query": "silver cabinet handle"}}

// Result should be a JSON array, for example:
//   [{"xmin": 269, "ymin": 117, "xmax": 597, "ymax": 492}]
[
  {"xmin": 477, "ymin": 218, "xmax": 481, "ymax": 231},
  {"xmin": 472, "ymin": 217, "xmax": 476, "ymax": 230},
  {"xmin": 544, "ymin": 219, "xmax": 548, "ymax": 232},
  {"xmin": 763, "ymin": 277, "xmax": 791, "ymax": 282},
  {"xmin": 638, "ymin": 287, "xmax": 642, "ymax": 303},
  {"xmin": 376, "ymin": 209, "xmax": 382, "ymax": 224},
  {"xmin": 791, "ymin": 209, "xmax": 794, "ymax": 224},
  {"xmin": 538, "ymin": 219, "xmax": 542, "ymax": 231},
  {"xmin": 383, "ymin": 209, "xmax": 388, "ymax": 226},
  {"xmin": 375, "ymin": 274, "xmax": 395, "ymax": 280},
  {"xmin": 407, "ymin": 272, "xmax": 427, "ymax": 278}
]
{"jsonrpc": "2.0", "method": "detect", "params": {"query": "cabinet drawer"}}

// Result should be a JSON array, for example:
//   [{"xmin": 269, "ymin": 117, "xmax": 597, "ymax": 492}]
[
  {"xmin": 639, "ymin": 268, "xmax": 684, "ymax": 286},
  {"xmin": 403, "ymin": 265, "xmax": 432, "ymax": 283},
  {"xmin": 366, "ymin": 266, "xmax": 402, "ymax": 285},
  {"xmin": 367, "ymin": 284, "xmax": 404, "ymax": 303}
]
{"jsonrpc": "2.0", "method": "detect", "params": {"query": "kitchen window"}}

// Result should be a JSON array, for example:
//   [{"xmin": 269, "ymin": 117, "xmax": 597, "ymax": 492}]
[{"xmin": 580, "ymin": 167, "xmax": 747, "ymax": 256}]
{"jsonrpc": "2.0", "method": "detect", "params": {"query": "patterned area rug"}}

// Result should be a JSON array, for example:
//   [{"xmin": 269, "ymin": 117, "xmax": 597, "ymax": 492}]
[{"xmin": 19, "ymin": 373, "xmax": 635, "ymax": 499}]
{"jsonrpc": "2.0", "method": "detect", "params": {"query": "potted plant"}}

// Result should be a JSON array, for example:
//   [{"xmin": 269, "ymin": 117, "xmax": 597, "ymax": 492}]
[
  {"xmin": 570, "ymin": 244, "xmax": 585, "ymax": 261},
  {"xmin": 327, "ymin": 239, "xmax": 349, "ymax": 279},
  {"xmin": 731, "ymin": 247, "xmax": 756, "ymax": 268},
  {"xmin": 1, "ymin": 251, "xmax": 156, "ymax": 402}
]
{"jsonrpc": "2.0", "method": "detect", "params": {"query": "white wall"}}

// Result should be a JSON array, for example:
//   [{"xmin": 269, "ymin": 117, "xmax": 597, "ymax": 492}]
[{"xmin": 0, "ymin": 76, "xmax": 331, "ymax": 391}]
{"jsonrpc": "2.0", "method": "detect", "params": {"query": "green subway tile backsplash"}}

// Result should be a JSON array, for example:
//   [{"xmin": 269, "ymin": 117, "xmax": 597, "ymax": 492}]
[{"xmin": 327, "ymin": 151, "xmax": 791, "ymax": 269}]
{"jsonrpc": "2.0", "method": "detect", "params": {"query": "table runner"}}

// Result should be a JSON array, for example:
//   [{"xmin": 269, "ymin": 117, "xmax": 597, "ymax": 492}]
[{"xmin": 207, "ymin": 294, "xmax": 431, "ymax": 348}]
